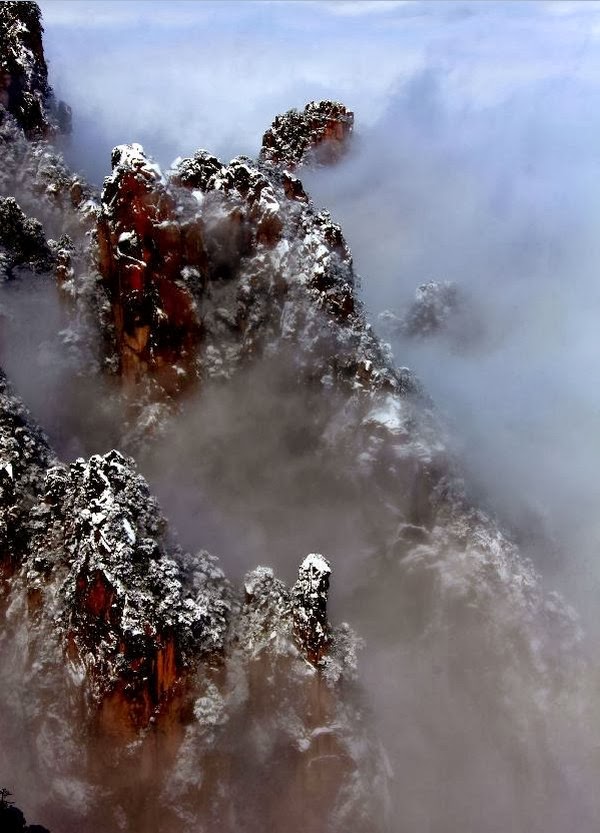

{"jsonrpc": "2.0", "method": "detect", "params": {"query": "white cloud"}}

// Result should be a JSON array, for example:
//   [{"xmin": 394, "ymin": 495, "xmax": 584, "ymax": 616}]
[
  {"xmin": 39, "ymin": 0, "xmax": 213, "ymax": 28},
  {"xmin": 541, "ymin": 0, "xmax": 600, "ymax": 16},
  {"xmin": 319, "ymin": 0, "xmax": 416, "ymax": 16}
]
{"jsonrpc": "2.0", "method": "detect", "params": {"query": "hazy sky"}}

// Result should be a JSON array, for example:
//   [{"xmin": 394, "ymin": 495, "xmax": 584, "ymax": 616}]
[{"xmin": 39, "ymin": 1, "xmax": 600, "ymax": 176}]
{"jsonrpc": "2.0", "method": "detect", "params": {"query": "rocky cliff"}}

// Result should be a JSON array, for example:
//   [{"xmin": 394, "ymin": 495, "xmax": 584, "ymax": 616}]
[
  {"xmin": 94, "ymin": 133, "xmax": 411, "ymax": 450},
  {"xmin": 0, "ymin": 1, "xmax": 70, "ymax": 136}
]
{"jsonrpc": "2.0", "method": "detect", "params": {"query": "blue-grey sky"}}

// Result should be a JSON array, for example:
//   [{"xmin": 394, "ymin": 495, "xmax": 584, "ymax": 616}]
[{"xmin": 39, "ymin": 1, "xmax": 600, "ymax": 176}]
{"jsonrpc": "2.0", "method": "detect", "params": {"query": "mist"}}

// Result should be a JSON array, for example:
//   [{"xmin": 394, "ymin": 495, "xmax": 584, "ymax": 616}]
[
  {"xmin": 39, "ymin": 0, "xmax": 418, "ymax": 183},
  {"xmin": 305, "ymin": 59, "xmax": 600, "ymax": 631},
  {"xmin": 3, "ymin": 1, "xmax": 600, "ymax": 831},
  {"xmin": 34, "ymin": 0, "xmax": 600, "ymax": 621}
]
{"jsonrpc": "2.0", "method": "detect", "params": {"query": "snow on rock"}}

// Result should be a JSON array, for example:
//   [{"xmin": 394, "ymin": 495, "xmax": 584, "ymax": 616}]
[
  {"xmin": 169, "ymin": 148, "xmax": 224, "ymax": 190},
  {"xmin": 23, "ymin": 449, "xmax": 231, "ymax": 730},
  {"xmin": 0, "ymin": 107, "xmax": 96, "ymax": 225},
  {"xmin": 260, "ymin": 100, "xmax": 354, "ymax": 169},
  {"xmin": 292, "ymin": 553, "xmax": 331, "ymax": 663},
  {"xmin": 0, "ymin": 98, "xmax": 98, "ymax": 344},
  {"xmin": 161, "ymin": 555, "xmax": 383, "ymax": 833},
  {"xmin": 205, "ymin": 155, "xmax": 283, "ymax": 244},
  {"xmin": 0, "ymin": 1, "xmax": 70, "ymax": 137},
  {"xmin": 399, "ymin": 280, "xmax": 461, "ymax": 338},
  {"xmin": 237, "ymin": 556, "xmax": 335, "ymax": 667},
  {"xmin": 0, "ymin": 367, "xmax": 56, "ymax": 586},
  {"xmin": 94, "ymin": 128, "xmax": 416, "ymax": 444},
  {"xmin": 0, "ymin": 195, "xmax": 55, "ymax": 277},
  {"xmin": 109, "ymin": 143, "xmax": 165, "ymax": 184}
]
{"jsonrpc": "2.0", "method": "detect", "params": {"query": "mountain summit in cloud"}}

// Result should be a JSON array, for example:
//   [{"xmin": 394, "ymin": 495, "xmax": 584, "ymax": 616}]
[{"xmin": 1, "ymin": 3, "xmax": 600, "ymax": 832}]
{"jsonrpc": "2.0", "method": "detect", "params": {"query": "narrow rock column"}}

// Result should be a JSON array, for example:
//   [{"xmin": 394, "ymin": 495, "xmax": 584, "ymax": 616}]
[{"xmin": 292, "ymin": 553, "xmax": 331, "ymax": 664}]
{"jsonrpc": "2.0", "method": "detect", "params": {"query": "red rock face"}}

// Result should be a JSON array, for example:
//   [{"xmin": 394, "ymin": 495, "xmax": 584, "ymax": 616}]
[
  {"xmin": 260, "ymin": 100, "xmax": 354, "ymax": 169},
  {"xmin": 282, "ymin": 170, "xmax": 309, "ymax": 202},
  {"xmin": 94, "ymin": 632, "xmax": 182, "ymax": 737},
  {"xmin": 97, "ymin": 144, "xmax": 202, "ymax": 391},
  {"xmin": 77, "ymin": 569, "xmax": 117, "ymax": 622},
  {"xmin": 97, "ymin": 147, "xmax": 295, "ymax": 394},
  {"xmin": 72, "ymin": 561, "xmax": 187, "ymax": 733}
]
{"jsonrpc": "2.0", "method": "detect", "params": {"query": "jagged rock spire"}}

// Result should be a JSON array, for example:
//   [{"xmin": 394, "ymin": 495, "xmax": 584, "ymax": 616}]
[
  {"xmin": 260, "ymin": 100, "xmax": 354, "ymax": 169},
  {"xmin": 292, "ymin": 553, "xmax": 331, "ymax": 663}
]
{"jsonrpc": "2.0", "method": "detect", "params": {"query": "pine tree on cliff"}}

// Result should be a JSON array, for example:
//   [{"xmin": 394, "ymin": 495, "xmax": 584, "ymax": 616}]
[{"xmin": 0, "ymin": 788, "xmax": 50, "ymax": 833}]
